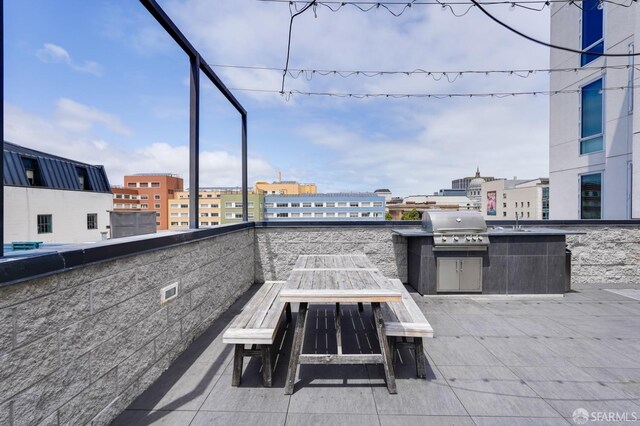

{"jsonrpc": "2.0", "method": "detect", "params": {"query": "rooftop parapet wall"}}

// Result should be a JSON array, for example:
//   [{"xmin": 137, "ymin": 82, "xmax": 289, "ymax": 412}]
[{"xmin": 0, "ymin": 228, "xmax": 254, "ymax": 426}]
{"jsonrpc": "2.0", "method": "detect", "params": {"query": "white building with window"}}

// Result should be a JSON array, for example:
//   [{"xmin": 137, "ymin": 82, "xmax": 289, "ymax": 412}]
[
  {"xmin": 3, "ymin": 142, "xmax": 113, "ymax": 244},
  {"xmin": 549, "ymin": 1, "xmax": 639, "ymax": 219}
]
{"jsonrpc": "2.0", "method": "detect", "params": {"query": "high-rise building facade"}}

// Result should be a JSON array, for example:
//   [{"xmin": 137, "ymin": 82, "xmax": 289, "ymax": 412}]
[
  {"xmin": 123, "ymin": 174, "xmax": 183, "ymax": 229},
  {"xmin": 549, "ymin": 1, "xmax": 638, "ymax": 219},
  {"xmin": 264, "ymin": 193, "xmax": 385, "ymax": 221},
  {"xmin": 480, "ymin": 178, "xmax": 550, "ymax": 221},
  {"xmin": 255, "ymin": 178, "xmax": 317, "ymax": 195}
]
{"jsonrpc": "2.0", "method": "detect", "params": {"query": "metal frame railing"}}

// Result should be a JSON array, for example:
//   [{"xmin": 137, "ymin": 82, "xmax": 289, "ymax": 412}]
[{"xmin": 0, "ymin": 0, "xmax": 250, "ymax": 257}]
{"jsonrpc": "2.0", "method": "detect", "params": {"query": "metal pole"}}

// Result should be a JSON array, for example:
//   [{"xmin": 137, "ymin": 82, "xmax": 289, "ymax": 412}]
[
  {"xmin": 189, "ymin": 54, "xmax": 200, "ymax": 229},
  {"xmin": 242, "ymin": 114, "xmax": 248, "ymax": 222},
  {"xmin": 1, "ymin": 0, "xmax": 4, "ymax": 255}
]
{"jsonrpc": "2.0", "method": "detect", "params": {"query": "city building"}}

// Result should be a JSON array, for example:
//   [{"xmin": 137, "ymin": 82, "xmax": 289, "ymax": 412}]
[
  {"xmin": 220, "ymin": 193, "xmax": 264, "ymax": 223},
  {"xmin": 451, "ymin": 168, "xmax": 496, "ymax": 190},
  {"xmin": 466, "ymin": 169, "xmax": 487, "ymax": 210},
  {"xmin": 480, "ymin": 178, "xmax": 550, "ymax": 221},
  {"xmin": 255, "ymin": 173, "xmax": 316, "ymax": 195},
  {"xmin": 123, "ymin": 174, "xmax": 183, "ymax": 230},
  {"xmin": 3, "ymin": 141, "xmax": 112, "ymax": 244},
  {"xmin": 386, "ymin": 194, "xmax": 475, "ymax": 220},
  {"xmin": 264, "ymin": 193, "xmax": 385, "ymax": 221},
  {"xmin": 374, "ymin": 188, "xmax": 393, "ymax": 203},
  {"xmin": 167, "ymin": 188, "xmax": 238, "ymax": 230},
  {"xmin": 436, "ymin": 189, "xmax": 467, "ymax": 196},
  {"xmin": 112, "ymin": 186, "xmax": 141, "ymax": 211},
  {"xmin": 549, "ymin": 0, "xmax": 638, "ymax": 219}
]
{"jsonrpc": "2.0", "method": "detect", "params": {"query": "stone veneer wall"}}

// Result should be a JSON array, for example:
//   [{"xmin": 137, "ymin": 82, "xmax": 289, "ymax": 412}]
[
  {"xmin": 0, "ymin": 228, "xmax": 254, "ymax": 426},
  {"xmin": 254, "ymin": 225, "xmax": 640, "ymax": 288},
  {"xmin": 563, "ymin": 226, "xmax": 640, "ymax": 287},
  {"xmin": 255, "ymin": 226, "xmax": 408, "ymax": 283}
]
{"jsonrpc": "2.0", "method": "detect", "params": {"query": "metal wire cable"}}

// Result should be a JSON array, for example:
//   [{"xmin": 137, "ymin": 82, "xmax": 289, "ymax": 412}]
[{"xmin": 281, "ymin": 1, "xmax": 317, "ymax": 93}]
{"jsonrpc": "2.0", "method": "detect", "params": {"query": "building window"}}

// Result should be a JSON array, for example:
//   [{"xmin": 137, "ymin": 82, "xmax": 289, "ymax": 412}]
[
  {"xmin": 37, "ymin": 214, "xmax": 52, "ymax": 233},
  {"xmin": 211, "ymin": 213, "xmax": 219, "ymax": 217},
  {"xmin": 212, "ymin": 204, "xmax": 219, "ymax": 208},
  {"xmin": 115, "ymin": 194, "xmax": 123, "ymax": 199},
  {"xmin": 581, "ymin": 0, "xmax": 604, "ymax": 66},
  {"xmin": 527, "ymin": 201, "xmax": 530, "ymax": 207},
  {"xmin": 154, "ymin": 204, "xmax": 161, "ymax": 209},
  {"xmin": 248, "ymin": 213, "xmax": 255, "ymax": 220},
  {"xmin": 291, "ymin": 212, "xmax": 300, "ymax": 218},
  {"xmin": 201, "ymin": 221, "xmax": 209, "ymax": 226},
  {"xmin": 326, "ymin": 202, "xmax": 335, "ymax": 208},
  {"xmin": 154, "ymin": 195, "xmax": 161, "ymax": 200},
  {"xmin": 200, "ymin": 213, "xmax": 208, "ymax": 217},
  {"xmin": 315, "ymin": 202, "xmax": 324, "ymax": 208},
  {"xmin": 503, "ymin": 211, "xmax": 507, "ymax": 217},
  {"xmin": 141, "ymin": 204, "xmax": 148, "ymax": 209},
  {"xmin": 156, "ymin": 212, "xmax": 161, "ymax": 217},
  {"xmin": 171, "ymin": 221, "xmax": 179, "ymax": 226},
  {"xmin": 225, "ymin": 212, "xmax": 234, "ymax": 219},
  {"xmin": 580, "ymin": 78, "xmax": 603, "ymax": 154},
  {"xmin": 361, "ymin": 212, "xmax": 371, "ymax": 217},
  {"xmin": 302, "ymin": 212, "xmax": 312, "ymax": 217},
  {"xmin": 326, "ymin": 212, "xmax": 335, "ymax": 217},
  {"xmin": 277, "ymin": 203, "xmax": 288, "ymax": 208},
  {"xmin": 314, "ymin": 212, "xmax": 323, "ymax": 217},
  {"xmin": 76, "ymin": 167, "xmax": 91, "ymax": 191},
  {"xmin": 212, "ymin": 221, "xmax": 219, "ymax": 225},
  {"xmin": 503, "ymin": 202, "xmax": 507, "ymax": 208},
  {"xmin": 361, "ymin": 202, "xmax": 372, "ymax": 207},
  {"xmin": 140, "ymin": 195, "xmax": 149, "ymax": 200},
  {"xmin": 236, "ymin": 202, "xmax": 243, "ymax": 209},
  {"xmin": 349, "ymin": 212, "xmax": 359, "ymax": 218},
  {"xmin": 302, "ymin": 202, "xmax": 312, "ymax": 208},
  {"xmin": 581, "ymin": 173, "xmax": 602, "ymax": 219},
  {"xmin": 139, "ymin": 182, "xmax": 149, "ymax": 188},
  {"xmin": 225, "ymin": 202, "xmax": 233, "ymax": 208},
  {"xmin": 290, "ymin": 203, "xmax": 300, "ymax": 208},
  {"xmin": 337, "ymin": 202, "xmax": 347, "ymax": 207},
  {"xmin": 207, "ymin": 194, "xmax": 213, "ymax": 198},
  {"xmin": 127, "ymin": 182, "xmax": 137, "ymax": 188},
  {"xmin": 22, "ymin": 157, "xmax": 43, "ymax": 186},
  {"xmin": 542, "ymin": 187, "xmax": 549, "ymax": 220},
  {"xmin": 87, "ymin": 213, "xmax": 98, "ymax": 230},
  {"xmin": 502, "ymin": 193, "xmax": 507, "ymax": 199},
  {"xmin": 373, "ymin": 202, "xmax": 383, "ymax": 207},
  {"xmin": 180, "ymin": 221, "xmax": 188, "ymax": 226},
  {"xmin": 338, "ymin": 212, "xmax": 347, "ymax": 217},
  {"xmin": 277, "ymin": 212, "xmax": 289, "ymax": 218},
  {"xmin": 151, "ymin": 182, "xmax": 160, "ymax": 187},
  {"xmin": 248, "ymin": 202, "xmax": 254, "ymax": 208},
  {"xmin": 349, "ymin": 202, "xmax": 359, "ymax": 208}
]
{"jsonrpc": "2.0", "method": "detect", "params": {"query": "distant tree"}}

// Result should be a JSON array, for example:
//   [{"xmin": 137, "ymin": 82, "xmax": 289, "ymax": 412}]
[
  {"xmin": 385, "ymin": 212, "xmax": 392, "ymax": 220},
  {"xmin": 401, "ymin": 208, "xmax": 420, "ymax": 221}
]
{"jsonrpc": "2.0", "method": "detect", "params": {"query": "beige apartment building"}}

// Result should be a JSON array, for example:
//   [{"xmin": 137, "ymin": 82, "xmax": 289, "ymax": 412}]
[
  {"xmin": 167, "ymin": 188, "xmax": 240, "ymax": 230},
  {"xmin": 255, "ymin": 175, "xmax": 316, "ymax": 195},
  {"xmin": 480, "ymin": 178, "xmax": 550, "ymax": 221}
]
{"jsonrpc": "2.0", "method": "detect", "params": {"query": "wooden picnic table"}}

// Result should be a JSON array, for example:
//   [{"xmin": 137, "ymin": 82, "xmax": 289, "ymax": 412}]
[{"xmin": 280, "ymin": 254, "xmax": 401, "ymax": 395}]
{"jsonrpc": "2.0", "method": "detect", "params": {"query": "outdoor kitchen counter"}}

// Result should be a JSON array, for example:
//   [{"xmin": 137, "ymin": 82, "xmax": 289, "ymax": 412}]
[
  {"xmin": 392, "ymin": 227, "xmax": 583, "ymax": 237},
  {"xmin": 393, "ymin": 227, "xmax": 583, "ymax": 295}
]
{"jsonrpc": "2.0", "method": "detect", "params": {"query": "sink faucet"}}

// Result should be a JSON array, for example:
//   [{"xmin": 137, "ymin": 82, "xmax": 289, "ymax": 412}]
[{"xmin": 514, "ymin": 212, "xmax": 523, "ymax": 229}]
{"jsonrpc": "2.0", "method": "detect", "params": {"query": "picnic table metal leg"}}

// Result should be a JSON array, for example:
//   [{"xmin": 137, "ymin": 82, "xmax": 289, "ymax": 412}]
[
  {"xmin": 335, "ymin": 303, "xmax": 342, "ymax": 355},
  {"xmin": 357, "ymin": 302, "xmax": 364, "ymax": 312},
  {"xmin": 372, "ymin": 302, "xmax": 397, "ymax": 394},
  {"xmin": 414, "ymin": 337, "xmax": 426, "ymax": 379},
  {"xmin": 285, "ymin": 302, "xmax": 292, "ymax": 322},
  {"xmin": 232, "ymin": 344, "xmax": 244, "ymax": 386},
  {"xmin": 261, "ymin": 345, "xmax": 273, "ymax": 387},
  {"xmin": 285, "ymin": 302, "xmax": 308, "ymax": 395}
]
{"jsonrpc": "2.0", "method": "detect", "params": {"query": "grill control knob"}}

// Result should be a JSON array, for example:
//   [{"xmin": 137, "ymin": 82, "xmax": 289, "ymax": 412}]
[
  {"xmin": 454, "ymin": 236, "xmax": 459, "ymax": 241},
  {"xmin": 478, "ymin": 236, "xmax": 483, "ymax": 241},
  {"xmin": 472, "ymin": 236, "xmax": 478, "ymax": 241},
  {"xmin": 441, "ymin": 236, "xmax": 447, "ymax": 242},
  {"xmin": 466, "ymin": 236, "xmax": 471, "ymax": 241}
]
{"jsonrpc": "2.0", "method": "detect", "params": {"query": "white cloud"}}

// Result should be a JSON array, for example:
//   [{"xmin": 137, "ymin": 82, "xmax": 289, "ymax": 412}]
[
  {"xmin": 4, "ymin": 101, "xmax": 277, "ymax": 187},
  {"xmin": 36, "ymin": 43, "xmax": 103, "ymax": 76}
]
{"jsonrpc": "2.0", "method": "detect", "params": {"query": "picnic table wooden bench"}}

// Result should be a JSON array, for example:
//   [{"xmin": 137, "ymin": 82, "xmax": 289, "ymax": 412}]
[
  {"xmin": 222, "ymin": 281, "xmax": 291, "ymax": 387},
  {"xmin": 381, "ymin": 278, "xmax": 434, "ymax": 378}
]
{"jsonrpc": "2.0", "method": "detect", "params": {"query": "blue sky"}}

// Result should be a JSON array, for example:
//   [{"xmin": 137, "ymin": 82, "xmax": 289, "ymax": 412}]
[{"xmin": 4, "ymin": 0, "xmax": 550, "ymax": 196}]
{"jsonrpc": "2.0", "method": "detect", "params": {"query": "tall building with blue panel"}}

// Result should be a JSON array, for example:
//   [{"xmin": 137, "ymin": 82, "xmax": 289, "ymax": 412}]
[{"xmin": 264, "ymin": 193, "xmax": 385, "ymax": 221}]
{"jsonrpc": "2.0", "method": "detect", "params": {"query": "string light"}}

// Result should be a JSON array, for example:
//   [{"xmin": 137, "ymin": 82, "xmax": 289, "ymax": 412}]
[
  {"xmin": 211, "ymin": 63, "xmax": 638, "ymax": 83},
  {"xmin": 229, "ymin": 85, "xmax": 636, "ymax": 101},
  {"xmin": 260, "ymin": 0, "xmax": 637, "ymax": 17}
]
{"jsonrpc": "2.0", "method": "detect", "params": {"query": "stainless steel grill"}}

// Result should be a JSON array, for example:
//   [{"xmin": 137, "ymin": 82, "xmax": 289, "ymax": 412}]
[{"xmin": 422, "ymin": 211, "xmax": 490, "ymax": 251}]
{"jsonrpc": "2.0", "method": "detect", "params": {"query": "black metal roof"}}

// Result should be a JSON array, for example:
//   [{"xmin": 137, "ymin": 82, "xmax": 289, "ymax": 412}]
[{"xmin": 3, "ymin": 141, "xmax": 111, "ymax": 193}]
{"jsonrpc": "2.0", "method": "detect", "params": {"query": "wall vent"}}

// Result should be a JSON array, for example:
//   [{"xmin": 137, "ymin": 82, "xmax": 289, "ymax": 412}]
[{"xmin": 161, "ymin": 282, "xmax": 179, "ymax": 305}]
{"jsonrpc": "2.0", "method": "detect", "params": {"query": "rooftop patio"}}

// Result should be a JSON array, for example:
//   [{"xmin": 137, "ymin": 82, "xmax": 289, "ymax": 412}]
[{"xmin": 111, "ymin": 284, "xmax": 640, "ymax": 426}]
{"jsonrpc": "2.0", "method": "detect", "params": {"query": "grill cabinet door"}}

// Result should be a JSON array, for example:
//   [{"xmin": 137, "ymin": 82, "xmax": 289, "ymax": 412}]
[
  {"xmin": 437, "ymin": 258, "xmax": 460, "ymax": 291},
  {"xmin": 459, "ymin": 258, "xmax": 482, "ymax": 292}
]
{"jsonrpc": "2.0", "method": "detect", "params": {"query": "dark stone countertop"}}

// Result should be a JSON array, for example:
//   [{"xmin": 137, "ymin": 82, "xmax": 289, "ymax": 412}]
[{"xmin": 392, "ymin": 227, "xmax": 585, "ymax": 237}]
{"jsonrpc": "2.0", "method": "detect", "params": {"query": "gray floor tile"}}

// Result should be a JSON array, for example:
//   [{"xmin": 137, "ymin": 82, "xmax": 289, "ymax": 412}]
[
  {"xmin": 424, "ymin": 313, "xmax": 470, "ymax": 336},
  {"xmin": 544, "ymin": 397, "xmax": 640, "ymax": 419},
  {"xmin": 554, "ymin": 316, "xmax": 640, "ymax": 339},
  {"xmin": 502, "ymin": 315, "xmax": 581, "ymax": 338},
  {"xmin": 583, "ymin": 368, "xmax": 640, "ymax": 383},
  {"xmin": 609, "ymin": 382, "xmax": 640, "ymax": 399},
  {"xmin": 438, "ymin": 366, "xmax": 520, "ymax": 382},
  {"xmin": 198, "ymin": 377, "xmax": 290, "ymax": 413},
  {"xmin": 191, "ymin": 411, "xmax": 286, "ymax": 426},
  {"xmin": 566, "ymin": 290, "xmax": 637, "ymax": 302},
  {"xmin": 427, "ymin": 300, "xmax": 492, "ymax": 315},
  {"xmin": 286, "ymin": 413, "xmax": 379, "ymax": 425},
  {"xmin": 379, "ymin": 415, "xmax": 475, "ymax": 425},
  {"xmin": 424, "ymin": 336, "xmax": 502, "ymax": 366},
  {"xmin": 509, "ymin": 365, "xmax": 599, "ymax": 383},
  {"xmin": 525, "ymin": 380, "xmax": 630, "ymax": 401},
  {"xmin": 372, "ymin": 379, "xmax": 468, "ymax": 416},
  {"xmin": 128, "ymin": 361, "xmax": 222, "ymax": 411},
  {"xmin": 449, "ymin": 314, "xmax": 526, "ymax": 337},
  {"xmin": 563, "ymin": 301, "xmax": 638, "ymax": 317},
  {"xmin": 472, "ymin": 416, "xmax": 570, "ymax": 425},
  {"xmin": 477, "ymin": 336, "xmax": 571, "ymax": 367},
  {"xmin": 540, "ymin": 338, "xmax": 639, "ymax": 368},
  {"xmin": 448, "ymin": 379, "xmax": 561, "ymax": 417},
  {"xmin": 110, "ymin": 409, "xmax": 197, "ymax": 426}
]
